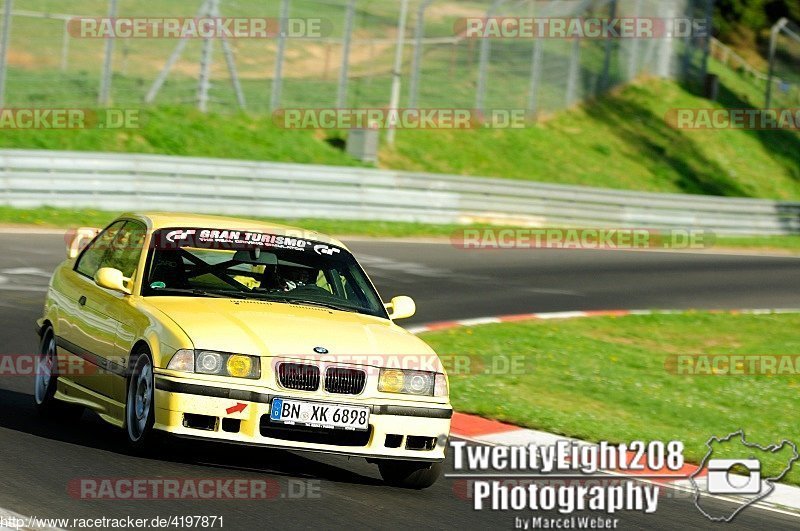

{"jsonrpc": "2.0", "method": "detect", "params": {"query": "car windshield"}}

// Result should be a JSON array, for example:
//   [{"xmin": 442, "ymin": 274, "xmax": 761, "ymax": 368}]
[{"xmin": 142, "ymin": 227, "xmax": 388, "ymax": 319}]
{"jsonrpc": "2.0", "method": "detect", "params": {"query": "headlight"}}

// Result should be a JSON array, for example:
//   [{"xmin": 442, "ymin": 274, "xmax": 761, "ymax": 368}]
[
  {"xmin": 379, "ymin": 369, "xmax": 445, "ymax": 396},
  {"xmin": 197, "ymin": 351, "xmax": 223, "ymax": 374},
  {"xmin": 166, "ymin": 349, "xmax": 260, "ymax": 379}
]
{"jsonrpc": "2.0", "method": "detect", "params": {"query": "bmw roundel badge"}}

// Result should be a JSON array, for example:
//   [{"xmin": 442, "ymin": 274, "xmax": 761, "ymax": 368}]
[{"xmin": 313, "ymin": 346, "xmax": 328, "ymax": 354}]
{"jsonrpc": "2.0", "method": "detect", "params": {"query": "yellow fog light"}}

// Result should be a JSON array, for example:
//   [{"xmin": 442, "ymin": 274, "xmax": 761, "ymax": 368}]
[
  {"xmin": 227, "ymin": 355, "xmax": 253, "ymax": 378},
  {"xmin": 379, "ymin": 369, "xmax": 405, "ymax": 393}
]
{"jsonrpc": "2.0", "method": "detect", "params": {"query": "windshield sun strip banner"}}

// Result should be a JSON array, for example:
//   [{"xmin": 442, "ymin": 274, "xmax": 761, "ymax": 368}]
[{"xmin": 155, "ymin": 228, "xmax": 343, "ymax": 256}]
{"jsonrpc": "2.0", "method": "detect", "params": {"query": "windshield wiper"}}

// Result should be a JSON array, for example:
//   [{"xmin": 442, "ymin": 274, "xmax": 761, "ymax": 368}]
[
  {"xmin": 153, "ymin": 288, "xmax": 367, "ymax": 314},
  {"xmin": 149, "ymin": 287, "xmax": 249, "ymax": 300},
  {"xmin": 278, "ymin": 297, "xmax": 358, "ymax": 313}
]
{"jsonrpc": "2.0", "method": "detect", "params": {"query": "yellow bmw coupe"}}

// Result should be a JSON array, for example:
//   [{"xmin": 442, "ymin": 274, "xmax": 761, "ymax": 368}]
[{"xmin": 35, "ymin": 213, "xmax": 451, "ymax": 488}]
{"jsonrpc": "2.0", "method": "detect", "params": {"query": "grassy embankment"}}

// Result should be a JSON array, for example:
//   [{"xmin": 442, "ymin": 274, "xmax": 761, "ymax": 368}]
[{"xmin": 420, "ymin": 312, "xmax": 800, "ymax": 484}]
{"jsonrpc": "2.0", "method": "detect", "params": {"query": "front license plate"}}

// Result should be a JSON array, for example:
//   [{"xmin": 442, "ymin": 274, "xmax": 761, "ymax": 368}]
[{"xmin": 270, "ymin": 398, "xmax": 370, "ymax": 431}]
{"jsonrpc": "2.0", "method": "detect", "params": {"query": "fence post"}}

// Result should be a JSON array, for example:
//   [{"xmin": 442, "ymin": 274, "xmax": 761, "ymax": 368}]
[
  {"xmin": 680, "ymin": 1, "xmax": 692, "ymax": 80},
  {"xmin": 626, "ymin": 0, "xmax": 642, "ymax": 80},
  {"xmin": 476, "ymin": 0, "xmax": 506, "ymax": 112},
  {"xmin": 698, "ymin": 0, "xmax": 713, "ymax": 83},
  {"xmin": 565, "ymin": 37, "xmax": 581, "ymax": 107},
  {"xmin": 597, "ymin": 0, "xmax": 617, "ymax": 94},
  {"xmin": 98, "ymin": 0, "xmax": 118, "ymax": 106},
  {"xmin": 197, "ymin": 0, "xmax": 217, "ymax": 112},
  {"xmin": 527, "ymin": 39, "xmax": 543, "ymax": 114},
  {"xmin": 408, "ymin": 0, "xmax": 433, "ymax": 109},
  {"xmin": 61, "ymin": 19, "xmax": 70, "ymax": 72},
  {"xmin": 386, "ymin": 0, "xmax": 409, "ymax": 146},
  {"xmin": 220, "ymin": 36, "xmax": 246, "ymax": 109},
  {"xmin": 656, "ymin": 0, "xmax": 676, "ymax": 78},
  {"xmin": 337, "ymin": 0, "xmax": 355, "ymax": 108},
  {"xmin": 146, "ymin": 0, "xmax": 209, "ymax": 104},
  {"xmin": 766, "ymin": 18, "xmax": 789, "ymax": 108},
  {"xmin": 0, "ymin": 0, "xmax": 11, "ymax": 107},
  {"xmin": 145, "ymin": 41, "xmax": 189, "ymax": 103},
  {"xmin": 216, "ymin": 0, "xmax": 246, "ymax": 109},
  {"xmin": 270, "ymin": 0, "xmax": 290, "ymax": 111}
]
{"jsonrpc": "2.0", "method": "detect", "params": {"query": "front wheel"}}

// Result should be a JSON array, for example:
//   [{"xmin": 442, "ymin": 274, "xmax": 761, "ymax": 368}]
[
  {"xmin": 125, "ymin": 351, "xmax": 157, "ymax": 450},
  {"xmin": 378, "ymin": 460, "xmax": 443, "ymax": 489}
]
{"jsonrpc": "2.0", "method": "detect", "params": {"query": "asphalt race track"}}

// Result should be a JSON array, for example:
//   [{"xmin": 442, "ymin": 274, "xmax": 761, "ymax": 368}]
[
  {"xmin": 346, "ymin": 240, "xmax": 800, "ymax": 324},
  {"xmin": 0, "ymin": 233, "xmax": 799, "ymax": 530}
]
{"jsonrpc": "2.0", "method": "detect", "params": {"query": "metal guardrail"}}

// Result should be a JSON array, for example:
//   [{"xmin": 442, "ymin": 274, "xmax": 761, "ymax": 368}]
[
  {"xmin": 0, "ymin": 149, "xmax": 798, "ymax": 235},
  {"xmin": 709, "ymin": 37, "xmax": 770, "ymax": 82}
]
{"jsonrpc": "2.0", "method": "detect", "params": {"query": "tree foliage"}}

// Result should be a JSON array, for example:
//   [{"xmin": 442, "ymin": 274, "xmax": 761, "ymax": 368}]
[{"xmin": 715, "ymin": 0, "xmax": 799, "ymax": 37}]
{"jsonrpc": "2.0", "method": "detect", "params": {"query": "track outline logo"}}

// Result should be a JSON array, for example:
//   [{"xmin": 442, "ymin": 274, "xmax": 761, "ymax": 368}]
[{"xmin": 689, "ymin": 429, "xmax": 799, "ymax": 522}]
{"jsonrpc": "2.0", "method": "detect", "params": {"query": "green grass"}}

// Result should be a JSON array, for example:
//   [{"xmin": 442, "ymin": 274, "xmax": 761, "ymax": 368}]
[
  {"xmin": 0, "ymin": 206, "xmax": 482, "ymax": 238},
  {"xmin": 714, "ymin": 235, "xmax": 800, "ymax": 252},
  {"xmin": 384, "ymin": 76, "xmax": 800, "ymax": 200},
  {"xmin": 2, "ymin": 76, "xmax": 799, "ymax": 201},
  {"xmin": 419, "ymin": 313, "xmax": 800, "ymax": 484},
  {"xmin": 0, "ymin": 106, "xmax": 364, "ymax": 165}
]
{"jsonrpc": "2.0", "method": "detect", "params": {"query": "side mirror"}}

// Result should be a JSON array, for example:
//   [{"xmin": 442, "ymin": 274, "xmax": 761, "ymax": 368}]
[
  {"xmin": 385, "ymin": 295, "xmax": 416, "ymax": 320},
  {"xmin": 94, "ymin": 267, "xmax": 131, "ymax": 295},
  {"xmin": 66, "ymin": 227, "xmax": 100, "ymax": 259}
]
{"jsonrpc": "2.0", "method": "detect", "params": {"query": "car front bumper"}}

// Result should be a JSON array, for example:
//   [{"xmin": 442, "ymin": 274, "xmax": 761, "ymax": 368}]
[{"xmin": 153, "ymin": 374, "xmax": 452, "ymax": 462}]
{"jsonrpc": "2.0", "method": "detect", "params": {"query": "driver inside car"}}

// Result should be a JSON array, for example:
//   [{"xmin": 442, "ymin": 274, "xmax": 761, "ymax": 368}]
[{"xmin": 278, "ymin": 264, "xmax": 316, "ymax": 291}]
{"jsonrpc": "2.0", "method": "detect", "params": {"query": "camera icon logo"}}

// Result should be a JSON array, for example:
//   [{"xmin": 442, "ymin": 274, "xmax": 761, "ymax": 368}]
[{"xmin": 706, "ymin": 458, "xmax": 761, "ymax": 495}]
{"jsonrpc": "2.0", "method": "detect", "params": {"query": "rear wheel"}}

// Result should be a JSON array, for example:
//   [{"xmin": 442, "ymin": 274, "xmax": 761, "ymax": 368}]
[
  {"xmin": 378, "ymin": 460, "xmax": 443, "ymax": 489},
  {"xmin": 34, "ymin": 328, "xmax": 83, "ymax": 419},
  {"xmin": 125, "ymin": 350, "xmax": 157, "ymax": 451}
]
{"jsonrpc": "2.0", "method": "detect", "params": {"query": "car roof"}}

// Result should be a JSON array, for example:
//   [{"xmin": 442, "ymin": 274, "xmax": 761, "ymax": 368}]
[{"xmin": 119, "ymin": 212, "xmax": 347, "ymax": 249}]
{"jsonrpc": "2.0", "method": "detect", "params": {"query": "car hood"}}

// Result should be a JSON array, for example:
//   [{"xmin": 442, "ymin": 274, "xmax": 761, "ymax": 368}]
[{"xmin": 142, "ymin": 297, "xmax": 442, "ymax": 371}]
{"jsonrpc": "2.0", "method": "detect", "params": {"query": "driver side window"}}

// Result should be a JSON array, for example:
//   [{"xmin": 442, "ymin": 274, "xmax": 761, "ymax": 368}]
[
  {"xmin": 103, "ymin": 221, "xmax": 147, "ymax": 279},
  {"xmin": 75, "ymin": 221, "xmax": 126, "ymax": 278},
  {"xmin": 75, "ymin": 220, "xmax": 146, "ymax": 280}
]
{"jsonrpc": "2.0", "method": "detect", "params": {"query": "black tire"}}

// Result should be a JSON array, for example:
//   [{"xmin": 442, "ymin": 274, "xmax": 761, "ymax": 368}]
[
  {"xmin": 378, "ymin": 460, "xmax": 443, "ymax": 489},
  {"xmin": 33, "ymin": 327, "xmax": 83, "ymax": 420},
  {"xmin": 125, "ymin": 349, "xmax": 157, "ymax": 451}
]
